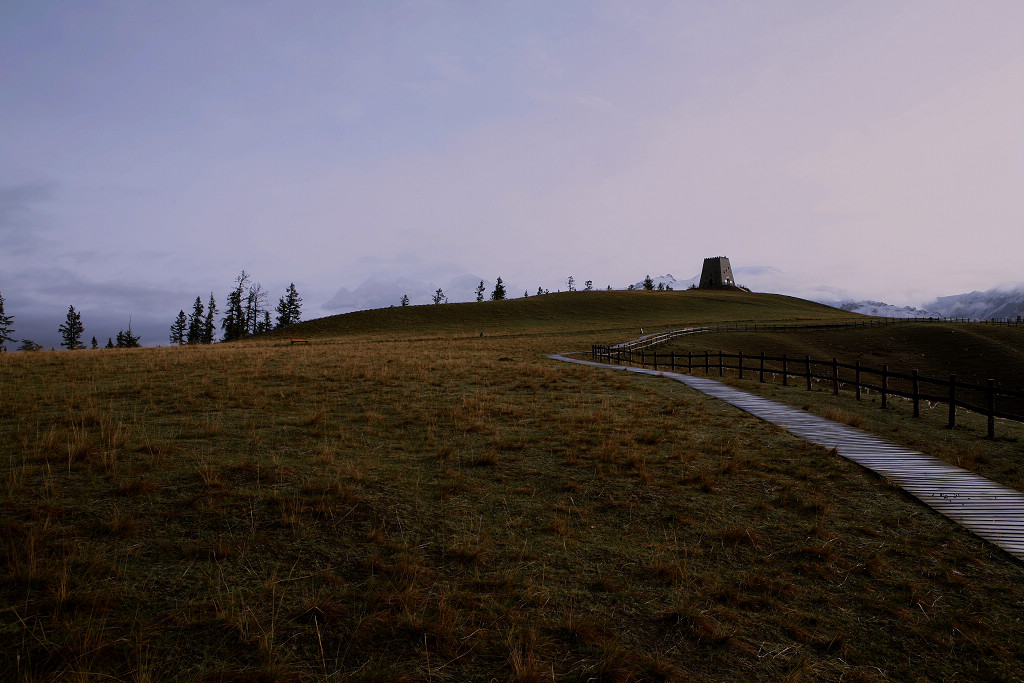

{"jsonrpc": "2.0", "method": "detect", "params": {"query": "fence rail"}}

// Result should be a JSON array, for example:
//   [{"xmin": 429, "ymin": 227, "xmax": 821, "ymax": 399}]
[
  {"xmin": 591, "ymin": 344, "xmax": 1024, "ymax": 439},
  {"xmin": 610, "ymin": 316, "xmax": 1023, "ymax": 353}
]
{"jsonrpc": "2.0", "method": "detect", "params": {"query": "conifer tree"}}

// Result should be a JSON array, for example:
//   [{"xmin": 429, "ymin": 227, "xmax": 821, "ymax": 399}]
[
  {"xmin": 643, "ymin": 275, "xmax": 654, "ymax": 291},
  {"xmin": 0, "ymin": 291, "xmax": 14, "ymax": 352},
  {"xmin": 567, "ymin": 275, "xmax": 575, "ymax": 292},
  {"xmin": 400, "ymin": 294, "xmax": 409, "ymax": 307},
  {"xmin": 245, "ymin": 282, "xmax": 268, "ymax": 336},
  {"xmin": 432, "ymin": 288, "xmax": 446, "ymax": 304},
  {"xmin": 58, "ymin": 305, "xmax": 84, "ymax": 350},
  {"xmin": 171, "ymin": 310, "xmax": 188, "ymax": 345},
  {"xmin": 585, "ymin": 280, "xmax": 593, "ymax": 291},
  {"xmin": 18, "ymin": 339, "xmax": 40, "ymax": 352},
  {"xmin": 187, "ymin": 296, "xmax": 204, "ymax": 344},
  {"xmin": 475, "ymin": 281, "xmax": 485, "ymax": 302},
  {"xmin": 275, "ymin": 283, "xmax": 303, "ymax": 328},
  {"xmin": 116, "ymin": 324, "xmax": 141, "ymax": 348},
  {"xmin": 255, "ymin": 310, "xmax": 272, "ymax": 334},
  {"xmin": 106, "ymin": 338, "xmax": 114, "ymax": 349},
  {"xmin": 222, "ymin": 272, "xmax": 249, "ymax": 341},
  {"xmin": 490, "ymin": 277, "xmax": 506, "ymax": 301},
  {"xmin": 202, "ymin": 293, "xmax": 217, "ymax": 344},
  {"xmin": 91, "ymin": 336, "xmax": 98, "ymax": 349}
]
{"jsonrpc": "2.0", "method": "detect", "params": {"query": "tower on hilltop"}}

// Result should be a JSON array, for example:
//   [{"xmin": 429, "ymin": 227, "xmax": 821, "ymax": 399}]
[{"xmin": 699, "ymin": 256, "xmax": 735, "ymax": 288}]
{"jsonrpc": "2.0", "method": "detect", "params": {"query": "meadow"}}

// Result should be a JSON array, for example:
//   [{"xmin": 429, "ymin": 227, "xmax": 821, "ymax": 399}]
[{"xmin": 1, "ymin": 291, "xmax": 1022, "ymax": 681}]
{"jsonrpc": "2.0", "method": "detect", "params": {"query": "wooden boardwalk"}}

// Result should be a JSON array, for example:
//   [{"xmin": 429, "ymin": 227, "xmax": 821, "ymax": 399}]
[{"xmin": 551, "ymin": 354, "xmax": 1024, "ymax": 561}]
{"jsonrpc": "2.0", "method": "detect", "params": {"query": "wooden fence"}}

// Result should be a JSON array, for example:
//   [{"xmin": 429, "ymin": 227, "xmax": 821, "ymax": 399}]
[
  {"xmin": 590, "ymin": 345, "xmax": 1024, "ymax": 439},
  {"xmin": 611, "ymin": 316, "xmax": 1023, "ymax": 353}
]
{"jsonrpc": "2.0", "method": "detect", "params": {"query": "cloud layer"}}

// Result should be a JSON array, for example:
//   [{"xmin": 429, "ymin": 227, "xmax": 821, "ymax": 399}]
[{"xmin": 1, "ymin": 1, "xmax": 1020, "ymax": 347}]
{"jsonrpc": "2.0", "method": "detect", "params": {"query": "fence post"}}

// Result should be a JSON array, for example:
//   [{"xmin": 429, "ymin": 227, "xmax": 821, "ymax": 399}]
[
  {"xmin": 947, "ymin": 374, "xmax": 956, "ymax": 429},
  {"xmin": 652, "ymin": 352, "xmax": 657, "ymax": 371},
  {"xmin": 881, "ymin": 365, "xmax": 888, "ymax": 409},
  {"xmin": 805, "ymin": 355, "xmax": 811, "ymax": 391},
  {"xmin": 832, "ymin": 358, "xmax": 839, "ymax": 396},
  {"xmin": 760, "ymin": 352, "xmax": 765, "ymax": 383},
  {"xmin": 782, "ymin": 354, "xmax": 788, "ymax": 386},
  {"xmin": 670, "ymin": 351, "xmax": 675, "ymax": 371},
  {"xmin": 688, "ymin": 351, "xmax": 692, "ymax": 373},
  {"xmin": 641, "ymin": 350, "xmax": 646, "ymax": 368},
  {"xmin": 718, "ymin": 350, "xmax": 723, "ymax": 377},
  {"xmin": 705, "ymin": 350, "xmax": 709, "ymax": 374},
  {"xmin": 738, "ymin": 351, "xmax": 744, "ymax": 379},
  {"xmin": 855, "ymin": 361, "xmax": 861, "ymax": 401},
  {"xmin": 987, "ymin": 379, "xmax": 995, "ymax": 439},
  {"xmin": 912, "ymin": 369, "xmax": 920, "ymax": 418}
]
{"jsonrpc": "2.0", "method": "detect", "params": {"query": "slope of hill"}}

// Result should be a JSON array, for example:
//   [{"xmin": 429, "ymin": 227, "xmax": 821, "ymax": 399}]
[{"xmin": 271, "ymin": 289, "xmax": 856, "ymax": 342}]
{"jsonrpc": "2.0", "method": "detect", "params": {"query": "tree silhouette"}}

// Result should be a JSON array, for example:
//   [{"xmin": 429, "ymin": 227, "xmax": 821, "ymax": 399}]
[
  {"xmin": 187, "ymin": 296, "xmax": 204, "ymax": 344},
  {"xmin": 491, "ymin": 277, "xmax": 506, "ymax": 301},
  {"xmin": 58, "ymin": 305, "xmax": 84, "ymax": 350},
  {"xmin": 643, "ymin": 275, "xmax": 654, "ymax": 291},
  {"xmin": 476, "ymin": 281, "xmax": 485, "ymax": 302},
  {"xmin": 202, "ymin": 293, "xmax": 218, "ymax": 344},
  {"xmin": 171, "ymin": 310, "xmax": 188, "ymax": 345},
  {"xmin": 0, "ymin": 291, "xmax": 14, "ymax": 351},
  {"xmin": 275, "ymin": 283, "xmax": 303, "ymax": 328}
]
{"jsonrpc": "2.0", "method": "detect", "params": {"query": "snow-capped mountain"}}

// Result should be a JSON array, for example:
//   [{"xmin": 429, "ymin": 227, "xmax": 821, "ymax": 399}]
[
  {"xmin": 834, "ymin": 300, "xmax": 935, "ymax": 318},
  {"xmin": 924, "ymin": 287, "xmax": 1024, "ymax": 321},
  {"xmin": 825, "ymin": 287, "xmax": 1024, "ymax": 320}
]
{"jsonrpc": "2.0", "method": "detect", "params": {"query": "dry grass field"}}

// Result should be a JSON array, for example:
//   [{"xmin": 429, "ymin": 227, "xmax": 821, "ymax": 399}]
[{"xmin": 1, "ymin": 291, "xmax": 1022, "ymax": 681}]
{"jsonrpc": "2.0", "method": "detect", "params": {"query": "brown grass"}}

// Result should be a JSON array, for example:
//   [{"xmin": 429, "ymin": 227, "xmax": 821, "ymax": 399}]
[{"xmin": 1, "ymin": 312, "xmax": 1023, "ymax": 680}]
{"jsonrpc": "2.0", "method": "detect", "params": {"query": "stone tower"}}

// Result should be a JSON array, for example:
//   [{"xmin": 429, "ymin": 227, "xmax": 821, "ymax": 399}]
[{"xmin": 699, "ymin": 256, "xmax": 735, "ymax": 288}]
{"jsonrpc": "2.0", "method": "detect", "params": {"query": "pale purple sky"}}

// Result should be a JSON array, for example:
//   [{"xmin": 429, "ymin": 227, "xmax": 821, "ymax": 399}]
[{"xmin": 1, "ymin": 1, "xmax": 1021, "ymax": 346}]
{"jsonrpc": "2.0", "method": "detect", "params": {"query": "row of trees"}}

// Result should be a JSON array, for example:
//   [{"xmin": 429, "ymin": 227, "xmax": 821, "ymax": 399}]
[
  {"xmin": 0, "ymin": 273, "xmax": 303, "ymax": 353},
  {"xmin": 55, "ymin": 305, "xmax": 141, "ymax": 350},
  {"xmin": 170, "ymin": 273, "xmax": 303, "ymax": 345}
]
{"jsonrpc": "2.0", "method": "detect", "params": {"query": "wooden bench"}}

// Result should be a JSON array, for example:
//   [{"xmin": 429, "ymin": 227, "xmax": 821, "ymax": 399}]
[{"xmin": 290, "ymin": 339, "xmax": 310, "ymax": 345}]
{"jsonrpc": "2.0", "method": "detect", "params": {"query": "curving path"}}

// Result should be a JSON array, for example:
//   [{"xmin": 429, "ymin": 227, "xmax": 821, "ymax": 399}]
[{"xmin": 550, "ymin": 353, "xmax": 1024, "ymax": 561}]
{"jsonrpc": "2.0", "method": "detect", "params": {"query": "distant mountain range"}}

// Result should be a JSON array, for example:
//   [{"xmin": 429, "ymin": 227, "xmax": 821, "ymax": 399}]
[{"xmin": 829, "ymin": 288, "xmax": 1024, "ymax": 321}]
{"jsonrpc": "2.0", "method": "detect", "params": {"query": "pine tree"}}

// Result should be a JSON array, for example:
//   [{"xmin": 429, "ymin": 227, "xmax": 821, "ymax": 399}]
[
  {"xmin": 170, "ymin": 310, "xmax": 188, "ymax": 345},
  {"xmin": 643, "ymin": 275, "xmax": 654, "ymax": 291},
  {"xmin": 475, "ymin": 281, "xmax": 485, "ymax": 302},
  {"xmin": 567, "ymin": 275, "xmax": 575, "ymax": 292},
  {"xmin": 91, "ymin": 336, "xmax": 98, "ymax": 349},
  {"xmin": 585, "ymin": 280, "xmax": 593, "ymax": 291},
  {"xmin": 490, "ymin": 277, "xmax": 506, "ymax": 301},
  {"xmin": 401, "ymin": 294, "xmax": 410, "ymax": 307},
  {"xmin": 0, "ymin": 291, "xmax": 14, "ymax": 352},
  {"xmin": 222, "ymin": 272, "xmax": 249, "ymax": 341},
  {"xmin": 245, "ymin": 282, "xmax": 268, "ymax": 336},
  {"xmin": 275, "ymin": 283, "xmax": 303, "ymax": 328},
  {"xmin": 202, "ymin": 293, "xmax": 217, "ymax": 344},
  {"xmin": 537, "ymin": 286, "xmax": 544, "ymax": 296},
  {"xmin": 255, "ymin": 310, "xmax": 272, "ymax": 334},
  {"xmin": 58, "ymin": 305, "xmax": 85, "ymax": 350},
  {"xmin": 187, "ymin": 296, "xmax": 204, "ymax": 344},
  {"xmin": 105, "ymin": 338, "xmax": 114, "ymax": 349},
  {"xmin": 18, "ymin": 339, "xmax": 40, "ymax": 352},
  {"xmin": 432, "ymin": 288, "xmax": 446, "ymax": 304},
  {"xmin": 116, "ymin": 324, "xmax": 141, "ymax": 348}
]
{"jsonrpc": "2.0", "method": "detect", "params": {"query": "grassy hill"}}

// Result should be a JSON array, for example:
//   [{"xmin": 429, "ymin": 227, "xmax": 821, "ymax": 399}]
[
  {"xmin": 1, "ymin": 291, "xmax": 1022, "ymax": 681},
  {"xmin": 263, "ymin": 289, "xmax": 856, "ymax": 342}
]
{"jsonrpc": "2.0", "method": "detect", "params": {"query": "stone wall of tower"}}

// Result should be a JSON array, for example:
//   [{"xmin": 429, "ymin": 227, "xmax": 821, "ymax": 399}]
[{"xmin": 699, "ymin": 256, "xmax": 735, "ymax": 288}]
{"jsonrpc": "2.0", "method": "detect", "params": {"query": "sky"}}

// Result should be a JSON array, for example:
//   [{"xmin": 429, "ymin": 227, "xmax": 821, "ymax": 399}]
[{"xmin": 2, "ymin": 0, "xmax": 1022, "ymax": 348}]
